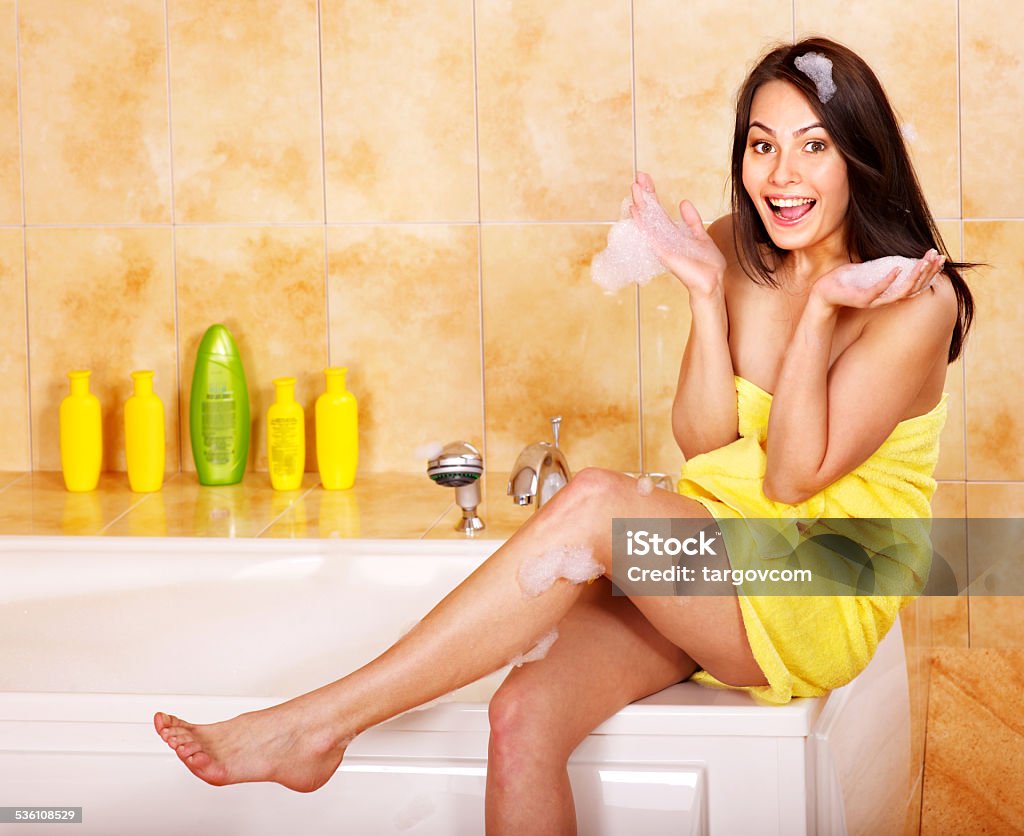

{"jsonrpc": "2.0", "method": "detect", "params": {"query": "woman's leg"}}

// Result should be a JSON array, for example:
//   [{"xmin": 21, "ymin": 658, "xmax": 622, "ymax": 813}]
[
  {"xmin": 485, "ymin": 576, "xmax": 696, "ymax": 836},
  {"xmin": 155, "ymin": 468, "xmax": 765, "ymax": 792}
]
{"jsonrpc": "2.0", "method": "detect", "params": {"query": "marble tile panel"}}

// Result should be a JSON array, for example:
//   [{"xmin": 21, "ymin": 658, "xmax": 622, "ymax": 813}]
[
  {"xmin": 0, "ymin": 1, "xmax": 20, "ymax": 224},
  {"xmin": 264, "ymin": 473, "xmax": 454, "ymax": 540},
  {"xmin": 0, "ymin": 471, "xmax": 26, "ymax": 492},
  {"xmin": 634, "ymin": 0, "xmax": 791, "ymax": 221},
  {"xmin": 931, "ymin": 481, "xmax": 968, "ymax": 648},
  {"xmin": 795, "ymin": 0, "xmax": 960, "ymax": 219},
  {"xmin": 966, "ymin": 482, "xmax": 1024, "ymax": 649},
  {"xmin": 0, "ymin": 228, "xmax": 29, "ymax": 470},
  {"xmin": 19, "ymin": 0, "xmax": 171, "ymax": 224},
  {"xmin": 168, "ymin": 0, "xmax": 323, "ymax": 222},
  {"xmin": 963, "ymin": 222, "xmax": 1024, "ymax": 480},
  {"xmin": 103, "ymin": 471, "xmax": 318, "ymax": 537},
  {"xmin": 175, "ymin": 226, "xmax": 327, "ymax": 474},
  {"xmin": 326, "ymin": 225, "xmax": 482, "ymax": 473},
  {"xmin": 960, "ymin": 0, "xmax": 1024, "ymax": 218},
  {"xmin": 921, "ymin": 648, "xmax": 1024, "ymax": 833},
  {"xmin": 0, "ymin": 471, "xmax": 145, "ymax": 535},
  {"xmin": 25, "ymin": 227, "xmax": 178, "ymax": 472},
  {"xmin": 476, "ymin": 0, "xmax": 633, "ymax": 221},
  {"xmin": 903, "ymin": 774, "xmax": 922, "ymax": 836},
  {"xmin": 321, "ymin": 0, "xmax": 476, "ymax": 223},
  {"xmin": 639, "ymin": 273, "xmax": 688, "ymax": 478},
  {"xmin": 481, "ymin": 224, "xmax": 640, "ymax": 474},
  {"xmin": 901, "ymin": 595, "xmax": 929, "ymax": 797}
]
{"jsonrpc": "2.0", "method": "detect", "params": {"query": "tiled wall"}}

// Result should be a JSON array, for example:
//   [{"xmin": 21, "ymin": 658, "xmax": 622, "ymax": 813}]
[{"xmin": 0, "ymin": 2, "xmax": 1021, "ymax": 621}]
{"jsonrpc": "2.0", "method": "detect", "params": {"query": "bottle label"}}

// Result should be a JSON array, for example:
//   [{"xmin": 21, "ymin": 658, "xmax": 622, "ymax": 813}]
[
  {"xmin": 202, "ymin": 395, "xmax": 235, "ymax": 464},
  {"xmin": 270, "ymin": 417, "xmax": 300, "ymax": 472}
]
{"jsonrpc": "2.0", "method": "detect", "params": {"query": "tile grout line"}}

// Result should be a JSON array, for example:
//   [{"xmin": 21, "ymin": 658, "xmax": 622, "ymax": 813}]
[
  {"xmin": 255, "ymin": 480, "xmax": 322, "ymax": 538},
  {"xmin": 14, "ymin": 0, "xmax": 33, "ymax": 473},
  {"xmin": 163, "ymin": 0, "xmax": 183, "ymax": 473},
  {"xmin": 315, "ymin": 0, "xmax": 331, "ymax": 368},
  {"xmin": 420, "ymin": 501, "xmax": 458, "ymax": 540},
  {"xmin": 630, "ymin": 0, "xmax": 645, "ymax": 475},
  {"xmin": 471, "ymin": 0, "xmax": 488, "ymax": 468}
]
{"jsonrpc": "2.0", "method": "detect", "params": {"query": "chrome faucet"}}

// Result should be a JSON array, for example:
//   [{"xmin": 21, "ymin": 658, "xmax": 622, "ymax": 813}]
[{"xmin": 508, "ymin": 416, "xmax": 571, "ymax": 510}]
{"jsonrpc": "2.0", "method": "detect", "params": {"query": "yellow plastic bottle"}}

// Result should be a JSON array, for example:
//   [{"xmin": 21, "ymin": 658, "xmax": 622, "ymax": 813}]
[
  {"xmin": 268, "ymin": 377, "xmax": 305, "ymax": 491},
  {"xmin": 59, "ymin": 370, "xmax": 102, "ymax": 492},
  {"xmin": 124, "ymin": 370, "xmax": 165, "ymax": 492},
  {"xmin": 316, "ymin": 367, "xmax": 358, "ymax": 490}
]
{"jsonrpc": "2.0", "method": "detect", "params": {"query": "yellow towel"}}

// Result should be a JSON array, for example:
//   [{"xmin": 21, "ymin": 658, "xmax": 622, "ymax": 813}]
[{"xmin": 677, "ymin": 375, "xmax": 948, "ymax": 704}]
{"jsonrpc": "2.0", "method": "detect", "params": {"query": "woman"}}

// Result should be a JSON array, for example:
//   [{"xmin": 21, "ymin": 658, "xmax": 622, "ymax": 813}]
[{"xmin": 155, "ymin": 36, "xmax": 973, "ymax": 833}]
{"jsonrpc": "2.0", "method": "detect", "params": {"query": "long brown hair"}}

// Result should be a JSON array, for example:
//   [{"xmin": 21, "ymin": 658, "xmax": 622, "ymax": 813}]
[{"xmin": 730, "ymin": 37, "xmax": 974, "ymax": 363}]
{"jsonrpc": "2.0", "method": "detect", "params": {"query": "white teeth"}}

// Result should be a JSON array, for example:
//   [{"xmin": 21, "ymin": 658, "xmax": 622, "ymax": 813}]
[{"xmin": 768, "ymin": 197, "xmax": 815, "ymax": 208}]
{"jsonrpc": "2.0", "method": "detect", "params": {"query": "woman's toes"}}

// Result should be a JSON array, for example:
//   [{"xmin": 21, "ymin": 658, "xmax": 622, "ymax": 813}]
[{"xmin": 176, "ymin": 740, "xmax": 204, "ymax": 760}]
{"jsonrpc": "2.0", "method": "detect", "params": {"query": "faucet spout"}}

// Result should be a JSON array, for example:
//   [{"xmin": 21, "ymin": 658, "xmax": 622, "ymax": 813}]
[{"xmin": 507, "ymin": 442, "xmax": 571, "ymax": 509}]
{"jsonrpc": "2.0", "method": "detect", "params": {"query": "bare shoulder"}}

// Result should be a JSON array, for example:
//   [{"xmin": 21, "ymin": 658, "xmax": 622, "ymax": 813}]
[{"xmin": 867, "ymin": 272, "xmax": 959, "ymax": 336}]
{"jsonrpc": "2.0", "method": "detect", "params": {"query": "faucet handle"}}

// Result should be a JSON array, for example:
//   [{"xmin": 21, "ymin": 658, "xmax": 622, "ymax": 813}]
[{"xmin": 550, "ymin": 415, "xmax": 562, "ymax": 448}]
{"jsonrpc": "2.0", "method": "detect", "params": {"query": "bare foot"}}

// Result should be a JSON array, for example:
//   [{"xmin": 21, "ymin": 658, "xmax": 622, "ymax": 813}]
[{"xmin": 153, "ymin": 696, "xmax": 354, "ymax": 793}]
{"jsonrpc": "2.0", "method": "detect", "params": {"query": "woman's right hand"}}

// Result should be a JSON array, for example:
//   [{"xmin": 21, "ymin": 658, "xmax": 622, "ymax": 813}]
[{"xmin": 629, "ymin": 172, "xmax": 726, "ymax": 301}]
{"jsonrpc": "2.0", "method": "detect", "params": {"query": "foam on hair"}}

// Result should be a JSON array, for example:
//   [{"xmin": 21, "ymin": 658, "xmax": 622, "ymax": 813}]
[
  {"xmin": 517, "ymin": 544, "xmax": 604, "ymax": 598},
  {"xmin": 508, "ymin": 628, "xmax": 559, "ymax": 667},
  {"xmin": 591, "ymin": 190, "xmax": 699, "ymax": 291},
  {"xmin": 794, "ymin": 52, "xmax": 837, "ymax": 103}
]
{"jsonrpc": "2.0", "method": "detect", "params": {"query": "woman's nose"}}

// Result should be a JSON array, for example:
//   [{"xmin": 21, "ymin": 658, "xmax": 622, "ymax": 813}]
[{"xmin": 769, "ymin": 150, "xmax": 800, "ymax": 186}]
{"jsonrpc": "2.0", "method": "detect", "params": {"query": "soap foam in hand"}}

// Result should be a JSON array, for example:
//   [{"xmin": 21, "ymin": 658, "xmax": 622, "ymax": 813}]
[
  {"xmin": 591, "ymin": 189, "xmax": 699, "ymax": 292},
  {"xmin": 837, "ymin": 256, "xmax": 933, "ymax": 297}
]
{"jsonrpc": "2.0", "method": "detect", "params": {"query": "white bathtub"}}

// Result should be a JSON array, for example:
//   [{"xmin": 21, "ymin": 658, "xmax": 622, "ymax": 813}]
[{"xmin": 0, "ymin": 536, "xmax": 911, "ymax": 835}]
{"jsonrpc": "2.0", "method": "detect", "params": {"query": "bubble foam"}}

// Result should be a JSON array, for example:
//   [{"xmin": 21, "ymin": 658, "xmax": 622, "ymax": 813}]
[
  {"xmin": 591, "ymin": 190, "xmax": 698, "ymax": 292},
  {"xmin": 517, "ymin": 544, "xmax": 604, "ymax": 598},
  {"xmin": 838, "ymin": 255, "xmax": 934, "ymax": 297},
  {"xmin": 509, "ymin": 627, "xmax": 559, "ymax": 667},
  {"xmin": 794, "ymin": 52, "xmax": 837, "ymax": 104}
]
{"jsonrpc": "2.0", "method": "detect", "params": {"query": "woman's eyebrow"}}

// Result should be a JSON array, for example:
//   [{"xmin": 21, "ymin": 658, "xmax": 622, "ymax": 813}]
[{"xmin": 748, "ymin": 121, "xmax": 825, "ymax": 136}]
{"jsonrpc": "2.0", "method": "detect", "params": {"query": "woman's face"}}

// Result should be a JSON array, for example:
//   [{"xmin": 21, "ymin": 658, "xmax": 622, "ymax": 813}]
[{"xmin": 742, "ymin": 80, "xmax": 850, "ymax": 254}]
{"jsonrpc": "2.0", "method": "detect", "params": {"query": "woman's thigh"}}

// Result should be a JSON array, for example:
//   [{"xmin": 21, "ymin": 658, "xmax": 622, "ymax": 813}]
[
  {"xmin": 532, "ymin": 467, "xmax": 768, "ymax": 687},
  {"xmin": 488, "ymin": 576, "xmax": 697, "ymax": 759}
]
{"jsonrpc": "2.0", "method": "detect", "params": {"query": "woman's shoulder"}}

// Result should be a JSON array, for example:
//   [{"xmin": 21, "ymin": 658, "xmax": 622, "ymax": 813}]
[{"xmin": 707, "ymin": 213, "xmax": 737, "ymax": 262}]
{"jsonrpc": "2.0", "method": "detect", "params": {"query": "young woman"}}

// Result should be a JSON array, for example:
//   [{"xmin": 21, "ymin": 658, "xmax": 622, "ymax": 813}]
[{"xmin": 154, "ymin": 36, "xmax": 973, "ymax": 834}]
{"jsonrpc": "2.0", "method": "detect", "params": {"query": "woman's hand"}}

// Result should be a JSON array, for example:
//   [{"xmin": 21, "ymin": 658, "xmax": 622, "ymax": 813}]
[
  {"xmin": 811, "ymin": 250, "xmax": 946, "ymax": 311},
  {"xmin": 629, "ymin": 172, "xmax": 726, "ymax": 301}
]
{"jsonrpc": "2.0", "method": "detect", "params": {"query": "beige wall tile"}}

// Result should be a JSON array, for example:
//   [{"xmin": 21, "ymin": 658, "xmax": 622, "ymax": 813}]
[
  {"xmin": 960, "ymin": 0, "xmax": 1024, "ymax": 217},
  {"xmin": 922, "ymin": 649, "xmax": 1024, "ymax": 833},
  {"xmin": 476, "ymin": 0, "xmax": 633, "ymax": 221},
  {"xmin": 168, "ymin": 0, "xmax": 323, "ymax": 222},
  {"xmin": 796, "ymin": 0, "xmax": 960, "ymax": 219},
  {"xmin": 640, "ymin": 273, "xmax": 688, "ymax": 477},
  {"xmin": 0, "ymin": 229, "xmax": 28, "ymax": 470},
  {"xmin": 931, "ymin": 481, "xmax": 968, "ymax": 647},
  {"xmin": 327, "ymin": 225, "xmax": 482, "ymax": 473},
  {"xmin": 966, "ymin": 483, "xmax": 1024, "ymax": 648},
  {"xmin": 321, "ymin": 0, "xmax": 476, "ymax": 223},
  {"xmin": 0, "ymin": 1, "xmax": 20, "ymax": 224},
  {"xmin": 635, "ymin": 0, "xmax": 791, "ymax": 221},
  {"xmin": 26, "ymin": 227, "xmax": 177, "ymax": 472},
  {"xmin": 19, "ymin": 0, "xmax": 171, "ymax": 224},
  {"xmin": 963, "ymin": 222, "xmax": 1024, "ymax": 480},
  {"xmin": 482, "ymin": 224, "xmax": 639, "ymax": 473},
  {"xmin": 176, "ymin": 226, "xmax": 327, "ymax": 473}
]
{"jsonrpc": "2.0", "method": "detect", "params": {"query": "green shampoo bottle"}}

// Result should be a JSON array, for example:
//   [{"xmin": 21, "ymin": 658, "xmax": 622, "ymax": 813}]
[{"xmin": 190, "ymin": 324, "xmax": 250, "ymax": 485}]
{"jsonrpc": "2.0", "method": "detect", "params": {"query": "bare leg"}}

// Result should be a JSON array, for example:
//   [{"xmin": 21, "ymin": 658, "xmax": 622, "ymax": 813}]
[
  {"xmin": 486, "ymin": 576, "xmax": 696, "ymax": 836},
  {"xmin": 154, "ymin": 468, "xmax": 765, "ymax": 791}
]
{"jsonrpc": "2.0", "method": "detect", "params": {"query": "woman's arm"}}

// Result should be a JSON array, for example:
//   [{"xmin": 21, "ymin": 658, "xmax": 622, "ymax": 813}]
[
  {"xmin": 762, "ymin": 256, "xmax": 955, "ymax": 505},
  {"xmin": 671, "ymin": 219, "xmax": 740, "ymax": 459}
]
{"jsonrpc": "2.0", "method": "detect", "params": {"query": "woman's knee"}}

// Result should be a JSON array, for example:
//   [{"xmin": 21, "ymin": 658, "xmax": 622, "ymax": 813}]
[
  {"xmin": 488, "ymin": 681, "xmax": 572, "ymax": 765},
  {"xmin": 554, "ymin": 466, "xmax": 622, "ymax": 508}
]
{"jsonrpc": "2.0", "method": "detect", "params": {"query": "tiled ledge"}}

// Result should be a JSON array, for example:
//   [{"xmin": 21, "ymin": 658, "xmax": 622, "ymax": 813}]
[{"xmin": 0, "ymin": 471, "xmax": 532, "ymax": 540}]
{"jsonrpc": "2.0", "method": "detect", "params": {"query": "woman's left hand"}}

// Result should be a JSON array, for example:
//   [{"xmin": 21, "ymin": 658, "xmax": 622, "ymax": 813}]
[{"xmin": 811, "ymin": 250, "xmax": 945, "ymax": 311}]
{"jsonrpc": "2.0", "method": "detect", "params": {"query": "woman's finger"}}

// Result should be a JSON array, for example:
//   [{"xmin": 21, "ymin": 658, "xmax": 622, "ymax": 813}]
[{"xmin": 677, "ymin": 199, "xmax": 706, "ymax": 238}]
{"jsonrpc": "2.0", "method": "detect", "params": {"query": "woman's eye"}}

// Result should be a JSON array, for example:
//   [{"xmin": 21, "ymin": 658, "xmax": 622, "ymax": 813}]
[
  {"xmin": 805, "ymin": 140, "xmax": 827, "ymax": 153},
  {"xmin": 751, "ymin": 141, "xmax": 774, "ymax": 154}
]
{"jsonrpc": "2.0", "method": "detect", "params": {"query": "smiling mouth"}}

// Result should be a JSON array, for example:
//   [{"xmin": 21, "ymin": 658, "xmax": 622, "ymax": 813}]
[{"xmin": 765, "ymin": 197, "xmax": 817, "ymax": 223}]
